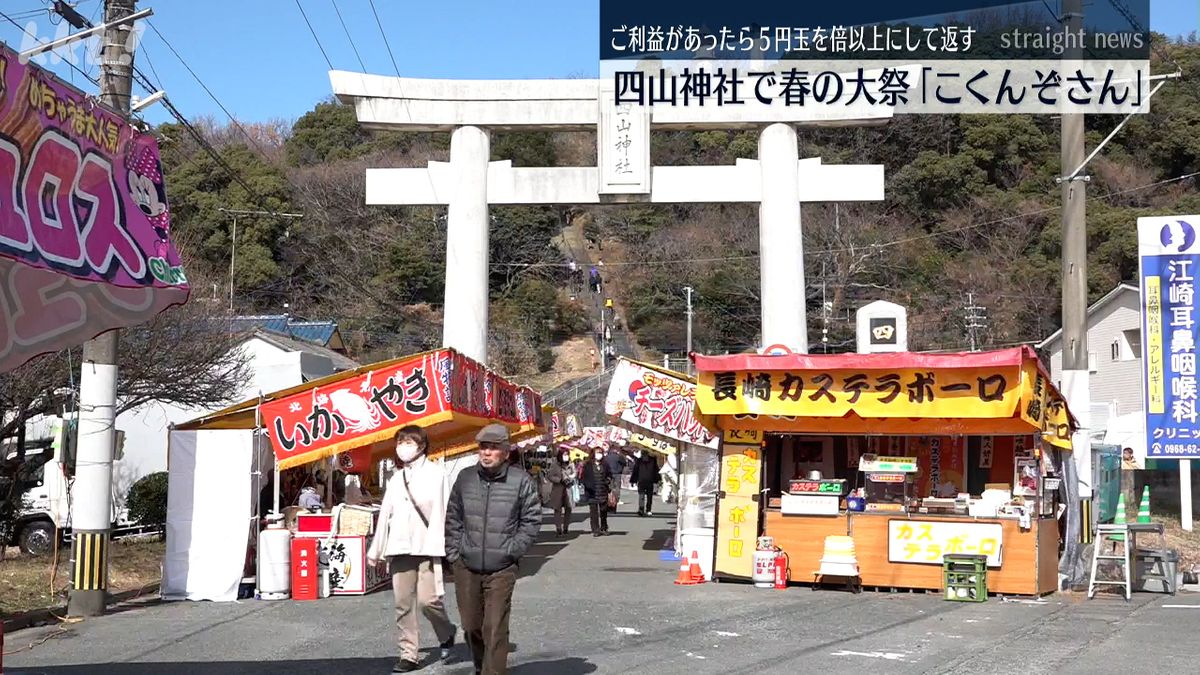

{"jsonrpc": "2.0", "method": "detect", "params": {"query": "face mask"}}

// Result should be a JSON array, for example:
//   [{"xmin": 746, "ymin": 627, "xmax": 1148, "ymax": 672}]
[
  {"xmin": 595, "ymin": 453, "xmax": 604, "ymax": 461},
  {"xmin": 396, "ymin": 442, "xmax": 422, "ymax": 463},
  {"xmin": 561, "ymin": 455, "xmax": 570, "ymax": 462},
  {"xmin": 634, "ymin": 450, "xmax": 642, "ymax": 458}
]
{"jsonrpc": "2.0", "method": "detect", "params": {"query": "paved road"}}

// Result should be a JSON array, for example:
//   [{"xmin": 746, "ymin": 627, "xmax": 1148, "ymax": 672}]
[{"xmin": 6, "ymin": 502, "xmax": 1199, "ymax": 675}]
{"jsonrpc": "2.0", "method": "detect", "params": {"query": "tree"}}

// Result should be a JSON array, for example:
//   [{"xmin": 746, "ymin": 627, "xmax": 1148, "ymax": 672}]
[{"xmin": 0, "ymin": 268, "xmax": 251, "ymax": 541}]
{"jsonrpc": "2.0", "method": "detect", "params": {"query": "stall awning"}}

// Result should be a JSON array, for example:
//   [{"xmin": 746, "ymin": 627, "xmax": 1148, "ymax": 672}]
[
  {"xmin": 691, "ymin": 346, "xmax": 1075, "ymax": 449},
  {"xmin": 178, "ymin": 348, "xmax": 544, "ymax": 469}
]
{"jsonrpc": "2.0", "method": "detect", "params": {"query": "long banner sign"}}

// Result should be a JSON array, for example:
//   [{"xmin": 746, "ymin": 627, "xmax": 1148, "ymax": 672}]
[
  {"xmin": 1139, "ymin": 215, "xmax": 1200, "ymax": 458},
  {"xmin": 0, "ymin": 43, "xmax": 189, "ymax": 373}
]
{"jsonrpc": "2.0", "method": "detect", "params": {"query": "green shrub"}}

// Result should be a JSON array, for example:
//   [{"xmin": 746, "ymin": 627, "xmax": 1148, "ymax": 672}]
[{"xmin": 127, "ymin": 472, "xmax": 169, "ymax": 532}]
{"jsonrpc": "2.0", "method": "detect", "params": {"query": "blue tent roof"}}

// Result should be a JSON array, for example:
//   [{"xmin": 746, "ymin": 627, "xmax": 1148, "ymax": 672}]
[{"xmin": 229, "ymin": 315, "xmax": 340, "ymax": 348}]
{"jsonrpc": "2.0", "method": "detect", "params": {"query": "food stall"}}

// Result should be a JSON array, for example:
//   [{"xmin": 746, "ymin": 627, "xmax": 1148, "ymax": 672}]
[
  {"xmin": 162, "ymin": 348, "xmax": 544, "ymax": 602},
  {"xmin": 604, "ymin": 358, "xmax": 722, "ymax": 576},
  {"xmin": 691, "ymin": 345, "xmax": 1074, "ymax": 596}
]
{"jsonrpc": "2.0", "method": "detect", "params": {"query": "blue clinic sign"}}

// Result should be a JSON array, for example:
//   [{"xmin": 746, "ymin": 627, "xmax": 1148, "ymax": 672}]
[{"xmin": 1139, "ymin": 216, "xmax": 1200, "ymax": 459}]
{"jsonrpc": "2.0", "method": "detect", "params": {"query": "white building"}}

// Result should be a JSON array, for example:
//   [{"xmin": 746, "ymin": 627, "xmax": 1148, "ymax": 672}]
[
  {"xmin": 1038, "ymin": 282, "xmax": 1141, "ymax": 436},
  {"xmin": 112, "ymin": 320, "xmax": 358, "ymax": 503}
]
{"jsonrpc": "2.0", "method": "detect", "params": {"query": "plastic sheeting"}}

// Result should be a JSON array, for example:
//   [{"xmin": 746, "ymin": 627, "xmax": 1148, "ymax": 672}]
[
  {"xmin": 162, "ymin": 429, "xmax": 266, "ymax": 602},
  {"xmin": 676, "ymin": 443, "xmax": 721, "ymax": 553}
]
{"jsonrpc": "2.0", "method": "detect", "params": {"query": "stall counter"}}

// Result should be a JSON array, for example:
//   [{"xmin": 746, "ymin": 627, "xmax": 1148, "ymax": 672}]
[
  {"xmin": 849, "ymin": 512, "xmax": 1059, "ymax": 596},
  {"xmin": 764, "ymin": 511, "xmax": 1059, "ymax": 595}
]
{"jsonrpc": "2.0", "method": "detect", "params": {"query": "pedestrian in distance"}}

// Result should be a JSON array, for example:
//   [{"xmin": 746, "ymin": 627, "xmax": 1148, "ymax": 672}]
[
  {"xmin": 629, "ymin": 449, "xmax": 661, "ymax": 516},
  {"xmin": 543, "ymin": 449, "xmax": 576, "ymax": 536},
  {"xmin": 603, "ymin": 445, "xmax": 628, "ymax": 512},
  {"xmin": 366, "ymin": 425, "xmax": 458, "ymax": 673},
  {"xmin": 445, "ymin": 424, "xmax": 542, "ymax": 675},
  {"xmin": 581, "ymin": 447, "xmax": 612, "ymax": 535}
]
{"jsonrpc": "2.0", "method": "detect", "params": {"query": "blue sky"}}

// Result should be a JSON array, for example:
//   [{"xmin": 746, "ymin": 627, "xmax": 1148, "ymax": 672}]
[{"xmin": 0, "ymin": 0, "xmax": 1195, "ymax": 126}]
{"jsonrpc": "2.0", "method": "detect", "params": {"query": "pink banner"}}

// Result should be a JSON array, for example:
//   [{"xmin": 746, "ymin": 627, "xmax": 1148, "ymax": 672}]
[{"xmin": 0, "ymin": 44, "xmax": 189, "ymax": 373}]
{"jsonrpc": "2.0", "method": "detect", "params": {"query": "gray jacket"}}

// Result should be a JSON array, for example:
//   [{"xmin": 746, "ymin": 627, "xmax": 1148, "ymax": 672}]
[{"xmin": 445, "ymin": 462, "xmax": 542, "ymax": 574}]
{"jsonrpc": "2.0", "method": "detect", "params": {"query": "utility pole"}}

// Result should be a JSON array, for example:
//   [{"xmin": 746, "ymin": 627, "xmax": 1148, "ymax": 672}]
[
  {"xmin": 219, "ymin": 208, "xmax": 303, "ymax": 312},
  {"xmin": 684, "ymin": 286, "xmax": 694, "ymax": 374},
  {"xmin": 1057, "ymin": 0, "xmax": 1092, "ymax": 585},
  {"xmin": 964, "ymin": 292, "xmax": 988, "ymax": 352},
  {"xmin": 68, "ymin": 0, "xmax": 137, "ymax": 618}
]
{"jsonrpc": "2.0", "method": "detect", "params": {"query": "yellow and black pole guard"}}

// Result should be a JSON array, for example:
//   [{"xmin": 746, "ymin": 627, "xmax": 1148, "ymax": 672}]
[{"xmin": 72, "ymin": 530, "xmax": 110, "ymax": 593}]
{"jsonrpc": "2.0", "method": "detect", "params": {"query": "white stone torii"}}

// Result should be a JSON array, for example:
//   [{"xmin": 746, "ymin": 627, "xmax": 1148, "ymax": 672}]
[{"xmin": 331, "ymin": 70, "xmax": 895, "ymax": 364}]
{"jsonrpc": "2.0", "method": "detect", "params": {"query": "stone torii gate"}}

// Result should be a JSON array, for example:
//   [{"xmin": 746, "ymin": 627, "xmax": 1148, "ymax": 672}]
[{"xmin": 331, "ymin": 71, "xmax": 894, "ymax": 364}]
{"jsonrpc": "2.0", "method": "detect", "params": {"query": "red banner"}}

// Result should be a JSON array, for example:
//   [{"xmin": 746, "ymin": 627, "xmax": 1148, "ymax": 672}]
[{"xmin": 262, "ymin": 352, "xmax": 447, "ymax": 467}]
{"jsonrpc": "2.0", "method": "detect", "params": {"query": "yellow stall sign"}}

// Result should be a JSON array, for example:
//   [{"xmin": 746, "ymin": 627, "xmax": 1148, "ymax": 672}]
[
  {"xmin": 714, "ymin": 443, "xmax": 761, "ymax": 579},
  {"xmin": 887, "ymin": 519, "xmax": 1004, "ymax": 567},
  {"xmin": 697, "ymin": 367, "xmax": 1022, "ymax": 419}
]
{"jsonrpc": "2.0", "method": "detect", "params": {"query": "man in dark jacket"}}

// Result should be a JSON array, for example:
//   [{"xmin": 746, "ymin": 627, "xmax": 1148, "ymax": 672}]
[
  {"xmin": 629, "ymin": 449, "xmax": 661, "ymax": 516},
  {"xmin": 602, "ymin": 445, "xmax": 627, "ymax": 512},
  {"xmin": 445, "ymin": 424, "xmax": 542, "ymax": 675}
]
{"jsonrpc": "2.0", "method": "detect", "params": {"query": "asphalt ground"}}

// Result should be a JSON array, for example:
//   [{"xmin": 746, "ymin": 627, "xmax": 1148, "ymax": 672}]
[{"xmin": 5, "ymin": 499, "xmax": 1199, "ymax": 675}]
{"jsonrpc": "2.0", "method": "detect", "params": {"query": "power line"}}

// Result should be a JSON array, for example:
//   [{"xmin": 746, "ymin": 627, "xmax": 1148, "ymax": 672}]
[
  {"xmin": 294, "ymin": 0, "xmax": 333, "ymax": 70},
  {"xmin": 330, "ymin": 0, "xmax": 365, "ymax": 72},
  {"xmin": 368, "ymin": 0, "xmax": 401, "ymax": 77},
  {"xmin": 144, "ymin": 20, "xmax": 275, "ymax": 160},
  {"xmin": 0, "ymin": 8, "xmax": 98, "ymax": 87}
]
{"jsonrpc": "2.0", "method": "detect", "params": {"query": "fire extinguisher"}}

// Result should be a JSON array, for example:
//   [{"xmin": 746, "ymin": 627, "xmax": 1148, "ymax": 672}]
[{"xmin": 773, "ymin": 549, "xmax": 789, "ymax": 589}]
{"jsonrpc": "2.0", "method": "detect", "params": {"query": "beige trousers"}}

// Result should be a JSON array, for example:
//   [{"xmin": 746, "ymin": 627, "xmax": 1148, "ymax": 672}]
[{"xmin": 389, "ymin": 555, "xmax": 455, "ymax": 661}]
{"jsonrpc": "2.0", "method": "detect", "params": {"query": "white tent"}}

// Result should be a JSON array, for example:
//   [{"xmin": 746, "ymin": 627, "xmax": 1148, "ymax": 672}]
[{"xmin": 162, "ymin": 429, "xmax": 270, "ymax": 602}]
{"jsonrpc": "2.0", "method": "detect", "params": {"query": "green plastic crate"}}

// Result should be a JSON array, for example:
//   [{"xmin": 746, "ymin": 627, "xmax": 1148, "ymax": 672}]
[{"xmin": 943, "ymin": 554, "xmax": 988, "ymax": 602}]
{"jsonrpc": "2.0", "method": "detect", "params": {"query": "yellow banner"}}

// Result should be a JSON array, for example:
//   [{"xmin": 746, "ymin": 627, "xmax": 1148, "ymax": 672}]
[
  {"xmin": 1146, "ymin": 275, "xmax": 1164, "ymax": 414},
  {"xmin": 1018, "ymin": 360, "xmax": 1072, "ymax": 450},
  {"xmin": 697, "ymin": 367, "xmax": 1022, "ymax": 419},
  {"xmin": 630, "ymin": 433, "xmax": 675, "ymax": 455},
  {"xmin": 714, "ymin": 443, "xmax": 761, "ymax": 579},
  {"xmin": 723, "ymin": 428, "xmax": 762, "ymax": 444}
]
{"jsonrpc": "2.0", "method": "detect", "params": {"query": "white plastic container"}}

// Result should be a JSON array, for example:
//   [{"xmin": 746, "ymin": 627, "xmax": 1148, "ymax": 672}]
[
  {"xmin": 257, "ymin": 525, "xmax": 291, "ymax": 600},
  {"xmin": 679, "ymin": 527, "xmax": 715, "ymax": 582},
  {"xmin": 752, "ymin": 549, "xmax": 776, "ymax": 587}
]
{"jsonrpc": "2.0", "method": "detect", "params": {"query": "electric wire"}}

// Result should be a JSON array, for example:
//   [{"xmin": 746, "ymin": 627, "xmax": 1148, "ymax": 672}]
[{"xmin": 294, "ymin": 0, "xmax": 334, "ymax": 70}]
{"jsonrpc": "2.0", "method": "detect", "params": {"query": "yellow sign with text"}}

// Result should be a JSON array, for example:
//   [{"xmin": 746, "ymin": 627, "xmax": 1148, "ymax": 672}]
[
  {"xmin": 714, "ymin": 443, "xmax": 761, "ymax": 579},
  {"xmin": 1146, "ymin": 275, "xmax": 1164, "ymax": 414},
  {"xmin": 1018, "ymin": 360, "xmax": 1072, "ymax": 450},
  {"xmin": 887, "ymin": 519, "xmax": 1004, "ymax": 567},
  {"xmin": 696, "ymin": 367, "xmax": 1022, "ymax": 419},
  {"xmin": 723, "ymin": 428, "xmax": 762, "ymax": 444},
  {"xmin": 630, "ymin": 433, "xmax": 675, "ymax": 455}
]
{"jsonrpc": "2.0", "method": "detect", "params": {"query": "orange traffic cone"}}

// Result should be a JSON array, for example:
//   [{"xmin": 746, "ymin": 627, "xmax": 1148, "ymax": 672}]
[
  {"xmin": 687, "ymin": 550, "xmax": 707, "ymax": 584},
  {"xmin": 673, "ymin": 552, "xmax": 694, "ymax": 585}
]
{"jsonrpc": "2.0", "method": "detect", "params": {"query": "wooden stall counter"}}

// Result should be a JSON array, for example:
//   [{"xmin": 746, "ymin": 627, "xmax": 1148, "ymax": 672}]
[
  {"xmin": 848, "ymin": 512, "xmax": 1059, "ymax": 596},
  {"xmin": 764, "ymin": 511, "xmax": 849, "ymax": 583}
]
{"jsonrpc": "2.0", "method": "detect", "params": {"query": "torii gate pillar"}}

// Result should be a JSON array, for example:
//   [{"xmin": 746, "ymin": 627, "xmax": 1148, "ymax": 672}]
[
  {"xmin": 445, "ymin": 126, "xmax": 491, "ymax": 362},
  {"xmin": 758, "ymin": 123, "xmax": 805, "ymax": 353}
]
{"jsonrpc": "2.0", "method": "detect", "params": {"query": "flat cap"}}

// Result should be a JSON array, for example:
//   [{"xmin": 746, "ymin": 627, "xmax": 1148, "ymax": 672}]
[{"xmin": 475, "ymin": 423, "xmax": 510, "ymax": 445}]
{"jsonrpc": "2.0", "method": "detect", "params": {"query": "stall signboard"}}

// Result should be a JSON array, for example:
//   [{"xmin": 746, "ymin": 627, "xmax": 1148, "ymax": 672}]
[
  {"xmin": 605, "ymin": 358, "xmax": 719, "ymax": 448},
  {"xmin": 887, "ymin": 519, "xmax": 1004, "ymax": 567},
  {"xmin": 696, "ymin": 367, "xmax": 1021, "ymax": 419},
  {"xmin": 550, "ymin": 411, "xmax": 562, "ymax": 437},
  {"xmin": 859, "ymin": 455, "xmax": 919, "ymax": 473},
  {"xmin": 263, "ymin": 352, "xmax": 448, "ymax": 468},
  {"xmin": 867, "ymin": 472, "xmax": 907, "ymax": 483},
  {"xmin": 781, "ymin": 493, "xmax": 839, "ymax": 516},
  {"xmin": 1138, "ymin": 215, "xmax": 1200, "ymax": 459},
  {"xmin": 714, "ymin": 443, "xmax": 762, "ymax": 579},
  {"xmin": 565, "ymin": 414, "xmax": 581, "ymax": 438},
  {"xmin": 630, "ymin": 433, "xmax": 675, "ymax": 455},
  {"xmin": 788, "ymin": 478, "xmax": 845, "ymax": 495},
  {"xmin": 0, "ymin": 43, "xmax": 190, "ymax": 374},
  {"xmin": 320, "ymin": 536, "xmax": 389, "ymax": 595}
]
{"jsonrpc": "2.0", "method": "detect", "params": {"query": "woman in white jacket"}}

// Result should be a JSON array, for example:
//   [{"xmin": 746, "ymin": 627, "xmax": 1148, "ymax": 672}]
[{"xmin": 367, "ymin": 425, "xmax": 457, "ymax": 673}]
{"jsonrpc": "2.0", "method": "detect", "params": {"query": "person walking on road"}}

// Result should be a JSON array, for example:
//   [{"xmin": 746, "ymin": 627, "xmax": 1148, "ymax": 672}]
[
  {"xmin": 603, "ymin": 445, "xmax": 627, "ymax": 513},
  {"xmin": 629, "ymin": 449, "xmax": 661, "ymax": 516},
  {"xmin": 543, "ymin": 449, "xmax": 575, "ymax": 536},
  {"xmin": 445, "ymin": 424, "xmax": 542, "ymax": 675},
  {"xmin": 367, "ymin": 426, "xmax": 458, "ymax": 673},
  {"xmin": 581, "ymin": 448, "xmax": 612, "ymax": 536}
]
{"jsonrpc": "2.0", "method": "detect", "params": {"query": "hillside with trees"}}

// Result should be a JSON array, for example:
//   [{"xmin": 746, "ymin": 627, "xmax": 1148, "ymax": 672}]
[{"xmin": 158, "ymin": 37, "xmax": 1200, "ymax": 377}]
